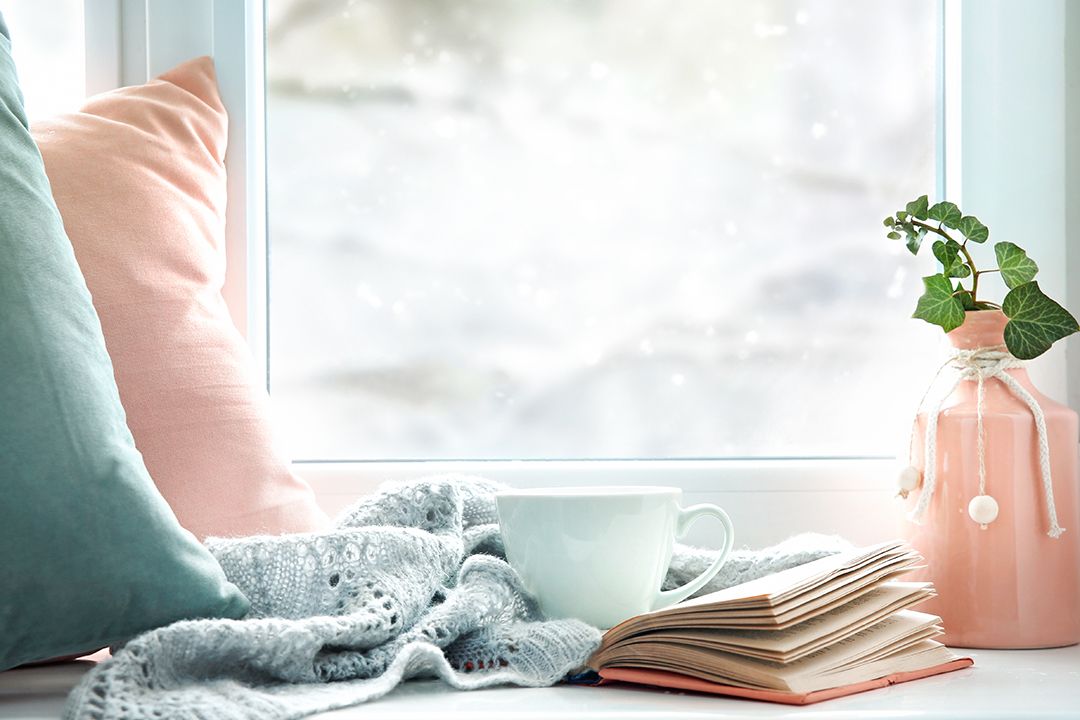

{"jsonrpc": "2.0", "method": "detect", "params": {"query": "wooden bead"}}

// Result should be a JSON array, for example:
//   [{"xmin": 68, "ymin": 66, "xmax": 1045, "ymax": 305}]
[
  {"xmin": 896, "ymin": 466, "xmax": 921, "ymax": 498},
  {"xmin": 897, "ymin": 466, "xmax": 921, "ymax": 492},
  {"xmin": 968, "ymin": 495, "xmax": 999, "ymax": 528}
]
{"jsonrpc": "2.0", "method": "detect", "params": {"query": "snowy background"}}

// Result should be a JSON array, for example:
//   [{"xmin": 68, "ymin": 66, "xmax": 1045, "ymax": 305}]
[{"xmin": 265, "ymin": 0, "xmax": 943, "ymax": 460}]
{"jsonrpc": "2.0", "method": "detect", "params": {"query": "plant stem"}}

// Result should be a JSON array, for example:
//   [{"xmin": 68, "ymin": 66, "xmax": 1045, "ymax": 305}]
[
  {"xmin": 960, "ymin": 244, "xmax": 979, "ymax": 300},
  {"xmin": 910, "ymin": 218, "xmax": 981, "ymax": 302}
]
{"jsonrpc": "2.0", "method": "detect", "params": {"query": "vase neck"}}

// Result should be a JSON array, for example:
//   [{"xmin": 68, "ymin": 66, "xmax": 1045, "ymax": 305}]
[
  {"xmin": 944, "ymin": 310, "xmax": 1037, "ymax": 393},
  {"xmin": 947, "ymin": 310, "xmax": 1009, "ymax": 351}
]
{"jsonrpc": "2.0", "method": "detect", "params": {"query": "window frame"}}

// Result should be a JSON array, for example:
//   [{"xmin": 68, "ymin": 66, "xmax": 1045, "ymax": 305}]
[
  {"xmin": 84, "ymin": 0, "xmax": 269, "ymax": 381},
  {"xmin": 80, "ymin": 0, "xmax": 1078, "ymax": 543}
]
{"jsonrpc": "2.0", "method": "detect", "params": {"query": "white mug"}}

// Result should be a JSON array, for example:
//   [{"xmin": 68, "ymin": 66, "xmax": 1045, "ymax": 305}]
[{"xmin": 496, "ymin": 486, "xmax": 734, "ymax": 629}]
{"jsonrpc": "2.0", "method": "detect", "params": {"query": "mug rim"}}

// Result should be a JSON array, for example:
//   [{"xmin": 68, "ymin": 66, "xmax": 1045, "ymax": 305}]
[{"xmin": 495, "ymin": 485, "xmax": 679, "ymax": 498}]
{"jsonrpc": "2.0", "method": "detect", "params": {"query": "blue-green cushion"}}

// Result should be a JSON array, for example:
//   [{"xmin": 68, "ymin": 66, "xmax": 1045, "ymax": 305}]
[{"xmin": 0, "ymin": 12, "xmax": 249, "ymax": 671}]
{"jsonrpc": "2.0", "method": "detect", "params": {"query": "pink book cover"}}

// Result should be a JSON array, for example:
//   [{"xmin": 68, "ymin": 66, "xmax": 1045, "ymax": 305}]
[{"xmin": 597, "ymin": 658, "xmax": 974, "ymax": 705}]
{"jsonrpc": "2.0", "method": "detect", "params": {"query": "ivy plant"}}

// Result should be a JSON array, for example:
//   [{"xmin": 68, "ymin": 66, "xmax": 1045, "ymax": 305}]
[{"xmin": 884, "ymin": 196, "xmax": 1078, "ymax": 360}]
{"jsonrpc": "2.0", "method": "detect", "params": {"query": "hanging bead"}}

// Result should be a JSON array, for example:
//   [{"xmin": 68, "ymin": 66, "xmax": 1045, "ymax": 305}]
[
  {"xmin": 896, "ymin": 466, "xmax": 922, "ymax": 499},
  {"xmin": 968, "ymin": 495, "xmax": 999, "ymax": 529}
]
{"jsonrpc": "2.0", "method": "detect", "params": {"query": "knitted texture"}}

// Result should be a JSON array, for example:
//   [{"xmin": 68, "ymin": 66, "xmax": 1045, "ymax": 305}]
[{"xmin": 64, "ymin": 476, "xmax": 848, "ymax": 720}]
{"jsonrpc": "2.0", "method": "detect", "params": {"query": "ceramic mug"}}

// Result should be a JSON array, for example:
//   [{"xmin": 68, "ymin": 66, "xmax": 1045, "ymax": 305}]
[{"xmin": 495, "ymin": 486, "xmax": 734, "ymax": 628}]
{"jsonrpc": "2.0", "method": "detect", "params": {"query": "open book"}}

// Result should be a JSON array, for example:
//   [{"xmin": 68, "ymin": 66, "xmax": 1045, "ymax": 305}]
[{"xmin": 587, "ymin": 541, "xmax": 972, "ymax": 705}]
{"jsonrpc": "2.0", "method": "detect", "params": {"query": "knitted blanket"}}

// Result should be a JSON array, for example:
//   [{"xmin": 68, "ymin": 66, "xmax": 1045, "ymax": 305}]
[{"xmin": 65, "ymin": 476, "xmax": 849, "ymax": 720}]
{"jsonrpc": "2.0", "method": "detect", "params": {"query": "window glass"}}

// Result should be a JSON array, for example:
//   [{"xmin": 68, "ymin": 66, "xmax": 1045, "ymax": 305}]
[
  {"xmin": 267, "ymin": 0, "xmax": 939, "ymax": 460},
  {"xmin": 4, "ymin": 1, "xmax": 85, "ymax": 120}
]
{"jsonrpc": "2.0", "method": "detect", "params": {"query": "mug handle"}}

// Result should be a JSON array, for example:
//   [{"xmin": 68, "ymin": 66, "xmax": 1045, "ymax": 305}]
[{"xmin": 652, "ymin": 503, "xmax": 734, "ymax": 610}]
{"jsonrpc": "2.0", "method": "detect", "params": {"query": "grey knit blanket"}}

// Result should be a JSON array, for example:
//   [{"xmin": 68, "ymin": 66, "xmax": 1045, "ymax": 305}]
[{"xmin": 64, "ymin": 476, "xmax": 849, "ymax": 720}]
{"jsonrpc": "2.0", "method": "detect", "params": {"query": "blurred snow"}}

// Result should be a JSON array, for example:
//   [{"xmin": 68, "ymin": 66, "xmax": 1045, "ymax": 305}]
[
  {"xmin": 266, "ymin": 0, "xmax": 943, "ymax": 460},
  {"xmin": 4, "ymin": 0, "xmax": 85, "ymax": 120}
]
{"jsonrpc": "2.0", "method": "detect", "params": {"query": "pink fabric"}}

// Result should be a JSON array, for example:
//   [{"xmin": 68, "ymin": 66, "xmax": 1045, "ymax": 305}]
[{"xmin": 33, "ymin": 57, "xmax": 328, "ymax": 539}]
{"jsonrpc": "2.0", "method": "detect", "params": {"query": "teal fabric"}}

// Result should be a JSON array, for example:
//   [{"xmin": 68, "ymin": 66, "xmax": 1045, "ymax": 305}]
[{"xmin": 0, "ymin": 13, "xmax": 249, "ymax": 671}]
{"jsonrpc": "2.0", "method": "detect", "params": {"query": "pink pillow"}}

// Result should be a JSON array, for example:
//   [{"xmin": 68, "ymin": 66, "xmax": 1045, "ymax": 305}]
[{"xmin": 33, "ymin": 57, "xmax": 328, "ymax": 539}]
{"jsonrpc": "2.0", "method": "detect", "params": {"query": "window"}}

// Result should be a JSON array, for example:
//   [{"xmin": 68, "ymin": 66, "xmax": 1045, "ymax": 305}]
[
  {"xmin": 6, "ymin": 0, "xmax": 1067, "ymax": 542},
  {"xmin": 264, "ymin": 0, "xmax": 940, "ymax": 461},
  {"xmin": 4, "ymin": 0, "xmax": 85, "ymax": 120}
]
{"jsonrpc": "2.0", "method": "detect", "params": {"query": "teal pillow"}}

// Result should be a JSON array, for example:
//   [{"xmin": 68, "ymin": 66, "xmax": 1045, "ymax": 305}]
[{"xmin": 0, "ymin": 13, "xmax": 249, "ymax": 671}]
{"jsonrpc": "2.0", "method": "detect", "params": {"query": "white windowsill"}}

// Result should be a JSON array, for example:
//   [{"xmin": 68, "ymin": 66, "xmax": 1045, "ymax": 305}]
[{"xmin": 3, "ymin": 646, "xmax": 1077, "ymax": 719}]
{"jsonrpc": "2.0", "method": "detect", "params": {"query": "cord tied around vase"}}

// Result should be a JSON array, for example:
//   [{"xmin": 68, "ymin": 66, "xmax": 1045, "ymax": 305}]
[{"xmin": 907, "ymin": 345, "xmax": 1064, "ymax": 539}]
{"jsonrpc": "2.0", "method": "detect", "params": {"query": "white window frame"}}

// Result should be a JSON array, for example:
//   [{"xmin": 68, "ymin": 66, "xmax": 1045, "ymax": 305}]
[{"xmin": 79, "ymin": 0, "xmax": 1077, "ymax": 547}]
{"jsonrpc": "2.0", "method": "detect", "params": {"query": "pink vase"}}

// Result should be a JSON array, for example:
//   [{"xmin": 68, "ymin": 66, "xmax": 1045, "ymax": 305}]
[{"xmin": 904, "ymin": 310, "xmax": 1080, "ymax": 648}]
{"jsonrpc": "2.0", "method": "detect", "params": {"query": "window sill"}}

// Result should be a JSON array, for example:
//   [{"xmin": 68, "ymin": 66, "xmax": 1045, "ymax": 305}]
[
  {"xmin": 312, "ymin": 645, "xmax": 1077, "ymax": 719},
  {"xmin": 4, "ymin": 646, "xmax": 1076, "ymax": 719}
]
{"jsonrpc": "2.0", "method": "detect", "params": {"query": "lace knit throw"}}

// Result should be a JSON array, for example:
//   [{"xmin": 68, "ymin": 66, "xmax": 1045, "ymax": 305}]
[{"xmin": 64, "ymin": 476, "xmax": 849, "ymax": 720}]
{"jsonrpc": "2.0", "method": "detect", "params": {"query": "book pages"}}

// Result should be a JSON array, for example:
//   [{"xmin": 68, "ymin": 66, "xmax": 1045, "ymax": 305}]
[{"xmin": 590, "ymin": 541, "xmax": 969, "ymax": 696}]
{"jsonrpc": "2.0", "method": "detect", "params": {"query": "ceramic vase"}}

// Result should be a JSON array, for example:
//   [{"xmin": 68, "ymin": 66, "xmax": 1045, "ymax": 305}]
[{"xmin": 904, "ymin": 310, "xmax": 1080, "ymax": 648}]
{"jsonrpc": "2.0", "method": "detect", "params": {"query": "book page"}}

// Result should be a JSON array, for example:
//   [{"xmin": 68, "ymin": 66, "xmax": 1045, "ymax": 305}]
[
  {"xmin": 595, "ymin": 610, "xmax": 945, "ymax": 692},
  {"xmin": 771, "ymin": 611, "xmax": 942, "ymax": 678},
  {"xmin": 601, "ymin": 545, "xmax": 921, "ymax": 646},
  {"xmin": 625, "ymin": 582, "xmax": 933, "ymax": 662},
  {"xmin": 600, "ymin": 639, "xmax": 961, "ymax": 695},
  {"xmin": 669, "ymin": 540, "xmax": 906, "ymax": 610},
  {"xmin": 785, "ymin": 640, "xmax": 959, "ymax": 694},
  {"xmin": 698, "ymin": 548, "xmax": 921, "ymax": 611}
]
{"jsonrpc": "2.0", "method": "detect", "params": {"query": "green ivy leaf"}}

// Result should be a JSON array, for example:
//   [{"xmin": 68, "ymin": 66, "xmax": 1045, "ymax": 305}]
[
  {"xmin": 905, "ymin": 195, "xmax": 929, "ymax": 220},
  {"xmin": 1002, "ymin": 281, "xmax": 1080, "ymax": 359},
  {"xmin": 927, "ymin": 201, "xmax": 962, "ymax": 227},
  {"xmin": 887, "ymin": 231, "xmax": 901, "ymax": 240},
  {"xmin": 932, "ymin": 239, "xmax": 954, "ymax": 270},
  {"xmin": 956, "ymin": 289, "xmax": 977, "ymax": 311},
  {"xmin": 905, "ymin": 225, "xmax": 928, "ymax": 255},
  {"xmin": 956, "ymin": 215, "xmax": 989, "ymax": 243},
  {"xmin": 913, "ymin": 274, "xmax": 965, "ymax": 332},
  {"xmin": 896, "ymin": 210, "xmax": 909, "ymax": 221},
  {"xmin": 994, "ymin": 241, "xmax": 1039, "ymax": 289},
  {"xmin": 931, "ymin": 239, "xmax": 970, "ymax": 278},
  {"xmin": 883, "ymin": 217, "xmax": 895, "ymax": 227}
]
